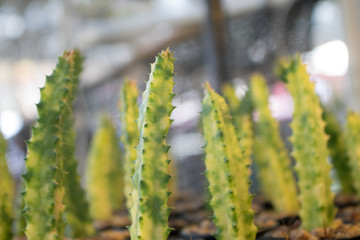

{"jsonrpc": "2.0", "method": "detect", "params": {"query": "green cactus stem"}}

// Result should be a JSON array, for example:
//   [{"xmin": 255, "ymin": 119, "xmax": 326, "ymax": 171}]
[
  {"xmin": 201, "ymin": 82, "xmax": 257, "ymax": 240},
  {"xmin": 345, "ymin": 111, "xmax": 360, "ymax": 198},
  {"xmin": 250, "ymin": 74, "xmax": 299, "ymax": 214},
  {"xmin": 323, "ymin": 108, "xmax": 355, "ymax": 193},
  {"xmin": 86, "ymin": 115, "xmax": 124, "ymax": 221},
  {"xmin": 119, "ymin": 79, "xmax": 139, "ymax": 210},
  {"xmin": 222, "ymin": 84, "xmax": 253, "ymax": 168},
  {"xmin": 129, "ymin": 49, "xmax": 175, "ymax": 240},
  {"xmin": 59, "ymin": 51, "xmax": 94, "ymax": 237},
  {"xmin": 24, "ymin": 50, "xmax": 83, "ymax": 239},
  {"xmin": 278, "ymin": 56, "xmax": 334, "ymax": 231},
  {"xmin": 0, "ymin": 132, "xmax": 14, "ymax": 240}
]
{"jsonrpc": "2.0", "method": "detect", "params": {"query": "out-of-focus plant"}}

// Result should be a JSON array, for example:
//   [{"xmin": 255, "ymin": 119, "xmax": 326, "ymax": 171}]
[
  {"xmin": 323, "ymin": 108, "xmax": 355, "ymax": 193},
  {"xmin": 86, "ymin": 115, "xmax": 124, "ymax": 221},
  {"xmin": 119, "ymin": 79, "xmax": 139, "ymax": 210},
  {"xmin": 222, "ymin": 84, "xmax": 253, "ymax": 168},
  {"xmin": 0, "ymin": 132, "xmax": 14, "ymax": 240},
  {"xmin": 345, "ymin": 111, "xmax": 360, "ymax": 198},
  {"xmin": 250, "ymin": 74, "xmax": 299, "ymax": 214}
]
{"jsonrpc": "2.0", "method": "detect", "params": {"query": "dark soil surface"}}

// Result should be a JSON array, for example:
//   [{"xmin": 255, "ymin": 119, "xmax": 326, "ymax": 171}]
[{"xmin": 13, "ymin": 193, "xmax": 360, "ymax": 240}]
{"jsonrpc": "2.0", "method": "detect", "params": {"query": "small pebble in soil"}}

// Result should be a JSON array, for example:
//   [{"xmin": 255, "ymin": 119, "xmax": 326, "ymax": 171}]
[
  {"xmin": 181, "ymin": 219, "xmax": 217, "ymax": 236},
  {"xmin": 99, "ymin": 229, "xmax": 130, "ymax": 240},
  {"xmin": 290, "ymin": 228, "xmax": 318, "ymax": 240}
]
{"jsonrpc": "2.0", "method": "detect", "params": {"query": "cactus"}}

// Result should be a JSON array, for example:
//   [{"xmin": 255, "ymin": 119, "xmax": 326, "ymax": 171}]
[
  {"xmin": 345, "ymin": 111, "xmax": 360, "ymax": 198},
  {"xmin": 24, "ymin": 50, "xmax": 84, "ymax": 239},
  {"xmin": 278, "ymin": 56, "xmax": 334, "ymax": 231},
  {"xmin": 250, "ymin": 74, "xmax": 299, "ymax": 214},
  {"xmin": 323, "ymin": 108, "xmax": 355, "ymax": 193},
  {"xmin": 119, "ymin": 79, "xmax": 139, "ymax": 209},
  {"xmin": 63, "ymin": 154, "xmax": 94, "ymax": 237},
  {"xmin": 59, "ymin": 51, "xmax": 94, "ymax": 237},
  {"xmin": 222, "ymin": 84, "xmax": 242, "ymax": 114},
  {"xmin": 86, "ymin": 115, "xmax": 124, "ymax": 221},
  {"xmin": 222, "ymin": 84, "xmax": 253, "ymax": 168},
  {"xmin": 129, "ymin": 49, "xmax": 175, "ymax": 240},
  {"xmin": 0, "ymin": 132, "xmax": 14, "ymax": 240},
  {"xmin": 201, "ymin": 82, "xmax": 257, "ymax": 240}
]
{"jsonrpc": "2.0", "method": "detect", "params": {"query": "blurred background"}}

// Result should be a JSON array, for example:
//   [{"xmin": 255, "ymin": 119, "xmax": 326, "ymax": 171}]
[{"xmin": 1, "ymin": 0, "xmax": 359, "ymax": 193}]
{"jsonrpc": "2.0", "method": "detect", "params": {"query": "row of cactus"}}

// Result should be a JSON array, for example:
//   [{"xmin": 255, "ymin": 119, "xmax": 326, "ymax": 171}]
[
  {"xmin": 6, "ymin": 48, "xmax": 177, "ymax": 240},
  {"xmin": 3, "ymin": 47, "xmax": 360, "ymax": 240},
  {"xmin": 212, "ymin": 55, "xmax": 359, "ymax": 235}
]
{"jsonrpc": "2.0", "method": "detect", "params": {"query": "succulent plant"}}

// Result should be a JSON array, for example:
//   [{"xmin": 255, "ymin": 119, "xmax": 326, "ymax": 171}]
[
  {"xmin": 345, "ymin": 111, "xmax": 360, "ymax": 198},
  {"xmin": 250, "ymin": 73, "xmax": 299, "ymax": 214},
  {"xmin": 278, "ymin": 56, "xmax": 334, "ymax": 231},
  {"xmin": 323, "ymin": 107, "xmax": 355, "ymax": 193},
  {"xmin": 222, "ymin": 84, "xmax": 253, "ymax": 168},
  {"xmin": 60, "ymin": 52, "xmax": 94, "ymax": 237},
  {"xmin": 201, "ymin": 82, "xmax": 257, "ymax": 240},
  {"xmin": 24, "ymin": 50, "xmax": 86, "ymax": 239},
  {"xmin": 222, "ymin": 84, "xmax": 242, "ymax": 114},
  {"xmin": 129, "ymin": 49, "xmax": 175, "ymax": 240},
  {"xmin": 86, "ymin": 115, "xmax": 124, "ymax": 221},
  {"xmin": 0, "ymin": 132, "xmax": 14, "ymax": 240},
  {"xmin": 119, "ymin": 79, "xmax": 139, "ymax": 209}
]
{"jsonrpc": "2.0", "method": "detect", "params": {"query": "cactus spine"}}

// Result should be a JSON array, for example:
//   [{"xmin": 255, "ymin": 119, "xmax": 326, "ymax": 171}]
[
  {"xmin": 323, "ymin": 108, "xmax": 355, "ymax": 193},
  {"xmin": 279, "ymin": 56, "xmax": 334, "ymax": 231},
  {"xmin": 129, "ymin": 49, "xmax": 175, "ymax": 240},
  {"xmin": 201, "ymin": 82, "xmax": 257, "ymax": 240},
  {"xmin": 345, "ymin": 112, "xmax": 360, "ymax": 198},
  {"xmin": 24, "ymin": 50, "xmax": 82, "ymax": 239},
  {"xmin": 86, "ymin": 115, "xmax": 124, "ymax": 221},
  {"xmin": 250, "ymin": 74, "xmax": 299, "ymax": 214},
  {"xmin": 0, "ymin": 132, "xmax": 14, "ymax": 240},
  {"xmin": 119, "ymin": 80, "xmax": 139, "ymax": 209}
]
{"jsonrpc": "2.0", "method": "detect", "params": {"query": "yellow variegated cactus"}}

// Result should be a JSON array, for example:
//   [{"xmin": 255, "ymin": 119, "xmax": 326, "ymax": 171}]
[
  {"xmin": 222, "ymin": 83, "xmax": 253, "ymax": 168},
  {"xmin": 278, "ymin": 56, "xmax": 334, "ymax": 231},
  {"xmin": 129, "ymin": 49, "xmax": 175, "ymax": 240},
  {"xmin": 24, "ymin": 50, "xmax": 92, "ymax": 239},
  {"xmin": 201, "ymin": 82, "xmax": 257, "ymax": 240},
  {"xmin": 250, "ymin": 74, "xmax": 299, "ymax": 214},
  {"xmin": 86, "ymin": 115, "xmax": 124, "ymax": 221}
]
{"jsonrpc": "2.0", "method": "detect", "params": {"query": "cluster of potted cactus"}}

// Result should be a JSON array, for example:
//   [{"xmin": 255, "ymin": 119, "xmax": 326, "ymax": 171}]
[{"xmin": 1, "ymin": 48, "xmax": 360, "ymax": 240}]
